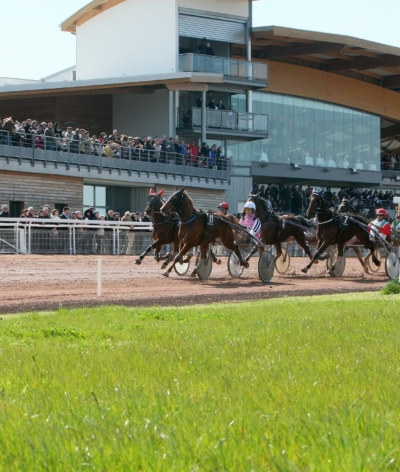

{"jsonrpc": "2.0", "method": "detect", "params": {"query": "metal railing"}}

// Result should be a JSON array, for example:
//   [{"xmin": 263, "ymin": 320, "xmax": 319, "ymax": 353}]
[
  {"xmin": 0, "ymin": 218, "xmax": 155, "ymax": 256},
  {"xmin": 381, "ymin": 161, "xmax": 400, "ymax": 171},
  {"xmin": 180, "ymin": 107, "xmax": 268, "ymax": 134},
  {"xmin": 178, "ymin": 54, "xmax": 268, "ymax": 82},
  {"xmin": 0, "ymin": 131, "xmax": 230, "ymax": 181}
]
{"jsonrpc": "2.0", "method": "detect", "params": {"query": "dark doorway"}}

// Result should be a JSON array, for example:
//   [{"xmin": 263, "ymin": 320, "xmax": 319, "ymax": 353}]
[
  {"xmin": 9, "ymin": 201, "xmax": 24, "ymax": 217},
  {"xmin": 55, "ymin": 203, "xmax": 69, "ymax": 215}
]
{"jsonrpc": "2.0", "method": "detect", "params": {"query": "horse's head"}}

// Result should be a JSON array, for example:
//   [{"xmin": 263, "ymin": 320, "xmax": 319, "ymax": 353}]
[
  {"xmin": 160, "ymin": 187, "xmax": 186, "ymax": 216},
  {"xmin": 306, "ymin": 188, "xmax": 324, "ymax": 217},
  {"xmin": 145, "ymin": 188, "xmax": 164, "ymax": 215},
  {"xmin": 337, "ymin": 199, "xmax": 350, "ymax": 214}
]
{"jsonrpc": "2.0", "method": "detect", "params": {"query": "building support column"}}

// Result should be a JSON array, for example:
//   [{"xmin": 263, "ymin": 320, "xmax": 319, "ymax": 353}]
[
  {"xmin": 168, "ymin": 90, "xmax": 174, "ymax": 138},
  {"xmin": 201, "ymin": 90, "xmax": 207, "ymax": 144},
  {"xmin": 246, "ymin": 1, "xmax": 252, "ymax": 79},
  {"xmin": 175, "ymin": 91, "xmax": 180, "ymax": 138},
  {"xmin": 246, "ymin": 90, "xmax": 253, "ymax": 113}
]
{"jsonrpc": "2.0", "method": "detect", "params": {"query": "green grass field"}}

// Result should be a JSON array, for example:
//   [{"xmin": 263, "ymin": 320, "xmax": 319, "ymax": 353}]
[{"xmin": 1, "ymin": 293, "xmax": 400, "ymax": 471}]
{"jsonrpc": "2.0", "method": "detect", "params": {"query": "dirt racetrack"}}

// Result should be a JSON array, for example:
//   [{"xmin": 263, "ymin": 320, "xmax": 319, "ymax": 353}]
[{"xmin": 0, "ymin": 253, "xmax": 390, "ymax": 314}]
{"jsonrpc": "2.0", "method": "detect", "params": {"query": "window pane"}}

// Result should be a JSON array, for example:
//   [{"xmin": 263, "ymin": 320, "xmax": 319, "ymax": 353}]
[
  {"xmin": 83, "ymin": 185, "xmax": 94, "ymax": 207},
  {"xmin": 95, "ymin": 186, "xmax": 106, "ymax": 207}
]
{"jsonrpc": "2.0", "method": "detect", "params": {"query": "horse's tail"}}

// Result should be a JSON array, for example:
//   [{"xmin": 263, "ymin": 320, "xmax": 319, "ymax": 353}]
[
  {"xmin": 295, "ymin": 216, "xmax": 312, "ymax": 228},
  {"xmin": 351, "ymin": 214, "xmax": 369, "ymax": 225},
  {"xmin": 222, "ymin": 214, "xmax": 240, "ymax": 225}
]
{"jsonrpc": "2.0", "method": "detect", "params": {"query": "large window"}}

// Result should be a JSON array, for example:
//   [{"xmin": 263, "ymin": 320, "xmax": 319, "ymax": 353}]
[
  {"xmin": 83, "ymin": 185, "xmax": 106, "ymax": 216},
  {"xmin": 227, "ymin": 93, "xmax": 381, "ymax": 171}
]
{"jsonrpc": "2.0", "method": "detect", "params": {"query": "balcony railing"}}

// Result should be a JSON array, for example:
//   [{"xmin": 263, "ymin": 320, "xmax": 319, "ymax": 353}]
[
  {"xmin": 179, "ymin": 107, "xmax": 268, "ymax": 134},
  {"xmin": 0, "ymin": 131, "xmax": 230, "ymax": 182},
  {"xmin": 178, "ymin": 54, "xmax": 268, "ymax": 82}
]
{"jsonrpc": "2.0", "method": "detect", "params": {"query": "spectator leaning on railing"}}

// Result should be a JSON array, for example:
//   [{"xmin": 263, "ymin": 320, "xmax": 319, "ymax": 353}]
[
  {"xmin": 44, "ymin": 122, "xmax": 56, "ymax": 151},
  {"xmin": 0, "ymin": 114, "xmax": 233, "ymax": 169}
]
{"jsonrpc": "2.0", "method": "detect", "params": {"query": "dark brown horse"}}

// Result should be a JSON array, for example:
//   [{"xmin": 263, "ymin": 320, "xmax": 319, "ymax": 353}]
[
  {"xmin": 336, "ymin": 198, "xmax": 378, "ymax": 272},
  {"xmin": 301, "ymin": 190, "xmax": 380, "ymax": 275},
  {"xmin": 134, "ymin": 189, "xmax": 180, "ymax": 269},
  {"xmin": 244, "ymin": 193, "xmax": 314, "ymax": 262},
  {"xmin": 160, "ymin": 187, "xmax": 249, "ymax": 277}
]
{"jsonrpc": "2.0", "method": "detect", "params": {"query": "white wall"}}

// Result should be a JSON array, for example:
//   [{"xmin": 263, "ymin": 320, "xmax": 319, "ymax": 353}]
[
  {"xmin": 178, "ymin": 0, "xmax": 249, "ymax": 17},
  {"xmin": 113, "ymin": 89, "xmax": 169, "ymax": 138},
  {"xmin": 76, "ymin": 0, "xmax": 178, "ymax": 80}
]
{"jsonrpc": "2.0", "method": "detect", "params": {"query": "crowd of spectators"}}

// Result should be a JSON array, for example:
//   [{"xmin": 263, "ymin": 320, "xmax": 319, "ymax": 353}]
[
  {"xmin": 381, "ymin": 152, "xmax": 400, "ymax": 171},
  {"xmin": 0, "ymin": 203, "xmax": 152, "ymax": 255},
  {"xmin": 0, "ymin": 116, "xmax": 230, "ymax": 171},
  {"xmin": 251, "ymin": 183, "xmax": 400, "ymax": 220}
]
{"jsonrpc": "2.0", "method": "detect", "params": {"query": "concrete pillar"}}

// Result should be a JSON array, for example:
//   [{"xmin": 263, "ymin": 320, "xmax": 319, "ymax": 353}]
[
  {"xmin": 247, "ymin": 90, "xmax": 253, "ymax": 113},
  {"xmin": 168, "ymin": 90, "xmax": 174, "ymax": 138},
  {"xmin": 201, "ymin": 90, "xmax": 207, "ymax": 144}
]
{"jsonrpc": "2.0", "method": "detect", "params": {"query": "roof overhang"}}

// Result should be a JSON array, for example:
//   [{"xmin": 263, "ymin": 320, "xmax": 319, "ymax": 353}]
[
  {"xmin": 248, "ymin": 26, "xmax": 400, "ymax": 93},
  {"xmin": 0, "ymin": 72, "xmax": 224, "ymax": 100},
  {"xmin": 61, "ymin": 0, "xmax": 127, "ymax": 33},
  {"xmin": 62, "ymin": 0, "xmax": 259, "ymax": 33}
]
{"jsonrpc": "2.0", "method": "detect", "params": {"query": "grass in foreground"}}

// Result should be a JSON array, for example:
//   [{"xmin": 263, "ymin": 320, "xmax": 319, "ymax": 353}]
[{"xmin": 0, "ymin": 293, "xmax": 400, "ymax": 471}]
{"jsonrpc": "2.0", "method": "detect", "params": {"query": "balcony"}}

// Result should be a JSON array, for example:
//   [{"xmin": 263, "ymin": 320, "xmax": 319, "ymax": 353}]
[
  {"xmin": 177, "ymin": 107, "xmax": 268, "ymax": 140},
  {"xmin": 178, "ymin": 54, "xmax": 268, "ymax": 86},
  {"xmin": 0, "ymin": 132, "xmax": 230, "ymax": 184}
]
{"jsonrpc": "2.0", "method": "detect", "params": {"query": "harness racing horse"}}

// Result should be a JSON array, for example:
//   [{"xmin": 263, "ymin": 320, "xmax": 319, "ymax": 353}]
[
  {"xmin": 160, "ymin": 187, "xmax": 249, "ymax": 277},
  {"xmin": 301, "ymin": 190, "xmax": 380, "ymax": 275},
  {"xmin": 134, "ymin": 189, "xmax": 180, "ymax": 269},
  {"xmin": 336, "ymin": 198, "xmax": 377, "ymax": 272},
  {"xmin": 243, "ymin": 193, "xmax": 314, "ymax": 263}
]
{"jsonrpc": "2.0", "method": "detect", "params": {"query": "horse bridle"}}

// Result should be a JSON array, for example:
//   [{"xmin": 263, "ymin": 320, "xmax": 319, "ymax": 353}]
[
  {"xmin": 310, "ymin": 194, "xmax": 336, "ymax": 224},
  {"xmin": 146, "ymin": 194, "xmax": 165, "ymax": 215}
]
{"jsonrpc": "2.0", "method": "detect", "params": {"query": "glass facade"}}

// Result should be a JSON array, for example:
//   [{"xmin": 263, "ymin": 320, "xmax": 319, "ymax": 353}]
[{"xmin": 226, "ymin": 92, "xmax": 381, "ymax": 171}]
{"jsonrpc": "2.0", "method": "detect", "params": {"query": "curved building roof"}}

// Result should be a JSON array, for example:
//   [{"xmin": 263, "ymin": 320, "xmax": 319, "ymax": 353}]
[
  {"xmin": 61, "ymin": 0, "xmax": 127, "ymax": 33},
  {"xmin": 61, "ymin": 0, "xmax": 258, "ymax": 33},
  {"xmin": 250, "ymin": 26, "xmax": 400, "ymax": 93}
]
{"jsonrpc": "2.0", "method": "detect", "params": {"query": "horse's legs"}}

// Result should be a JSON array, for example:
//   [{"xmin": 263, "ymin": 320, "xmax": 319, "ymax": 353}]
[
  {"xmin": 245, "ymin": 245, "xmax": 258, "ymax": 263},
  {"xmin": 301, "ymin": 240, "xmax": 331, "ymax": 273},
  {"xmin": 189, "ymin": 244, "xmax": 210, "ymax": 277},
  {"xmin": 366, "ymin": 241, "xmax": 380, "ymax": 267},
  {"xmin": 274, "ymin": 242, "xmax": 282, "ymax": 261},
  {"xmin": 293, "ymin": 235, "xmax": 313, "ymax": 261},
  {"xmin": 210, "ymin": 247, "xmax": 221, "ymax": 265},
  {"xmin": 351, "ymin": 245, "xmax": 369, "ymax": 273},
  {"xmin": 161, "ymin": 251, "xmax": 175, "ymax": 269},
  {"xmin": 328, "ymin": 243, "xmax": 345, "ymax": 276},
  {"xmin": 135, "ymin": 240, "xmax": 158, "ymax": 265},
  {"xmin": 162, "ymin": 239, "xmax": 182, "ymax": 269},
  {"xmin": 221, "ymin": 235, "xmax": 249, "ymax": 268},
  {"xmin": 162, "ymin": 242, "xmax": 193, "ymax": 277}
]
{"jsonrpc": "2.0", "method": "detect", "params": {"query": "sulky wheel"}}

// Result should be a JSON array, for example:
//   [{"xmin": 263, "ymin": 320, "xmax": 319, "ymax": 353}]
[
  {"xmin": 327, "ymin": 249, "xmax": 346, "ymax": 277},
  {"xmin": 275, "ymin": 246, "xmax": 290, "ymax": 275},
  {"xmin": 367, "ymin": 248, "xmax": 381, "ymax": 273},
  {"xmin": 195, "ymin": 249, "xmax": 213, "ymax": 280},
  {"xmin": 385, "ymin": 249, "xmax": 400, "ymax": 280},
  {"xmin": 228, "ymin": 252, "xmax": 245, "ymax": 278},
  {"xmin": 174, "ymin": 257, "xmax": 190, "ymax": 276},
  {"xmin": 258, "ymin": 250, "xmax": 274, "ymax": 283}
]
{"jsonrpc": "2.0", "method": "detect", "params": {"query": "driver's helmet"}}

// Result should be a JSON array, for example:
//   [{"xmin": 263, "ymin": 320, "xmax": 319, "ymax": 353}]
[
  {"xmin": 244, "ymin": 201, "xmax": 256, "ymax": 210},
  {"xmin": 218, "ymin": 202, "xmax": 229, "ymax": 210},
  {"xmin": 376, "ymin": 208, "xmax": 387, "ymax": 217}
]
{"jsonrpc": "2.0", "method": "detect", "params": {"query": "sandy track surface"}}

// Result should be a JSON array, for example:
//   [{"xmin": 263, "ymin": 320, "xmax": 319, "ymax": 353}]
[{"xmin": 0, "ymin": 254, "xmax": 389, "ymax": 314}]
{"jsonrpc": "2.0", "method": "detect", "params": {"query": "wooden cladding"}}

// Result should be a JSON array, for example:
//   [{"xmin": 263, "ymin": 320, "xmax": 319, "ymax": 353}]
[
  {"xmin": 0, "ymin": 95, "xmax": 113, "ymax": 135},
  {"xmin": 0, "ymin": 171, "xmax": 83, "ymax": 212},
  {"xmin": 265, "ymin": 61, "xmax": 400, "ymax": 123}
]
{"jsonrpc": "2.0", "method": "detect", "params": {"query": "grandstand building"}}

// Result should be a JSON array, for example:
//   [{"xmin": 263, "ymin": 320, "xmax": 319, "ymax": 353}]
[{"xmin": 1, "ymin": 0, "xmax": 400, "ymax": 215}]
